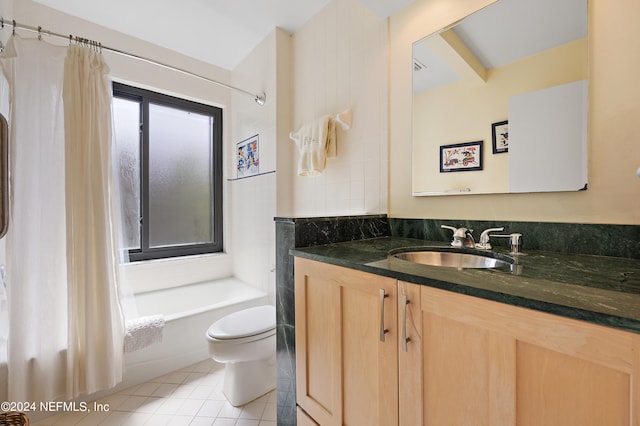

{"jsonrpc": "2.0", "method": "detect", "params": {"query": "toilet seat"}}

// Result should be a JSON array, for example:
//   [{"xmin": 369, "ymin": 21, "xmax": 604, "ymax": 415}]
[
  {"xmin": 207, "ymin": 305, "xmax": 275, "ymax": 341},
  {"xmin": 207, "ymin": 328, "xmax": 275, "ymax": 346}
]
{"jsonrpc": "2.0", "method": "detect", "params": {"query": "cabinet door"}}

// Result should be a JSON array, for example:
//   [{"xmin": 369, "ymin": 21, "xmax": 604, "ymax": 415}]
[
  {"xmin": 295, "ymin": 257, "xmax": 399, "ymax": 426},
  {"xmin": 399, "ymin": 282, "xmax": 640, "ymax": 426},
  {"xmin": 399, "ymin": 281, "xmax": 507, "ymax": 425}
]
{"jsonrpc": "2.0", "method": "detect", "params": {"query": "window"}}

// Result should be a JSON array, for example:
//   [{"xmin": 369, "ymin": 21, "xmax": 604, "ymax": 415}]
[{"xmin": 112, "ymin": 82, "xmax": 223, "ymax": 261}]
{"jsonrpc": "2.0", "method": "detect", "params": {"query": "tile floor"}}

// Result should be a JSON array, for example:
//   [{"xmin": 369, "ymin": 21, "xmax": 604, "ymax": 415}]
[{"xmin": 33, "ymin": 359, "xmax": 277, "ymax": 425}]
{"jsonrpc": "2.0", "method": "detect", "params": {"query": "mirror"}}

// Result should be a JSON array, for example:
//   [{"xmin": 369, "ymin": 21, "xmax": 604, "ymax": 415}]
[{"xmin": 411, "ymin": 0, "xmax": 588, "ymax": 196}]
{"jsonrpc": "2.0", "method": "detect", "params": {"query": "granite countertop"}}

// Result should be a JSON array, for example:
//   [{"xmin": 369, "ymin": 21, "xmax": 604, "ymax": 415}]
[{"xmin": 290, "ymin": 236, "xmax": 640, "ymax": 335}]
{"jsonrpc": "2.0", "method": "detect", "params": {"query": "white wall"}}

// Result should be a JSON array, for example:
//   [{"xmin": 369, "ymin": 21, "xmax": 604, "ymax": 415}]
[
  {"xmin": 288, "ymin": 0, "xmax": 389, "ymax": 217},
  {"xmin": 228, "ymin": 29, "xmax": 292, "ymax": 304}
]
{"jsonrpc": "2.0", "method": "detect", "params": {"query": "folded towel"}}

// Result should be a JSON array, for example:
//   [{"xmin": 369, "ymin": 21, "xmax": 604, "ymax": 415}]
[
  {"xmin": 124, "ymin": 315, "xmax": 164, "ymax": 353},
  {"xmin": 290, "ymin": 115, "xmax": 336, "ymax": 176}
]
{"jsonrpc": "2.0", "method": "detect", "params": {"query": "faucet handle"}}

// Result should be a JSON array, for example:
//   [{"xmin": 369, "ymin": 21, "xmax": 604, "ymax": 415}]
[
  {"xmin": 441, "ymin": 224, "xmax": 474, "ymax": 248},
  {"xmin": 441, "ymin": 224, "xmax": 472, "ymax": 235},
  {"xmin": 441, "ymin": 224, "xmax": 457, "ymax": 233},
  {"xmin": 476, "ymin": 227, "xmax": 505, "ymax": 249},
  {"xmin": 441, "ymin": 225, "xmax": 459, "ymax": 247}
]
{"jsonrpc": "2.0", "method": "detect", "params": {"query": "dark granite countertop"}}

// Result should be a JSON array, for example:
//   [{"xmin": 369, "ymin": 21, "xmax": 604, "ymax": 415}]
[{"xmin": 290, "ymin": 236, "xmax": 640, "ymax": 335}]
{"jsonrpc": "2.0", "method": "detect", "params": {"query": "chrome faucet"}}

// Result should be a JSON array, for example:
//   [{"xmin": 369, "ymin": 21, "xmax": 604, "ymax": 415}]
[
  {"xmin": 475, "ymin": 227, "xmax": 504, "ymax": 250},
  {"xmin": 441, "ymin": 225, "xmax": 475, "ymax": 248}
]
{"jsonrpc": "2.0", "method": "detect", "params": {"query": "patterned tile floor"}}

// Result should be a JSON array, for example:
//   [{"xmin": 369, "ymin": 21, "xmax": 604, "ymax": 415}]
[{"xmin": 33, "ymin": 359, "xmax": 277, "ymax": 425}]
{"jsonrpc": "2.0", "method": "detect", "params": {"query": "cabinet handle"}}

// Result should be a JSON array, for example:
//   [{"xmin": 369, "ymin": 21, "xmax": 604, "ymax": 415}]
[
  {"xmin": 379, "ymin": 289, "xmax": 389, "ymax": 342},
  {"xmin": 402, "ymin": 293, "xmax": 411, "ymax": 352}
]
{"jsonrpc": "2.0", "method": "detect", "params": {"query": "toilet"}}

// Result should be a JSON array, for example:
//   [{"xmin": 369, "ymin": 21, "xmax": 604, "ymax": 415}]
[{"xmin": 206, "ymin": 305, "xmax": 276, "ymax": 406}]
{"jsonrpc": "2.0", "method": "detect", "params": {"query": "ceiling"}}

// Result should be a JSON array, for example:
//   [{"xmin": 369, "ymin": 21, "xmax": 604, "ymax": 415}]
[
  {"xmin": 413, "ymin": 0, "xmax": 587, "ymax": 93},
  {"xmin": 33, "ymin": 0, "xmax": 414, "ymax": 71}
]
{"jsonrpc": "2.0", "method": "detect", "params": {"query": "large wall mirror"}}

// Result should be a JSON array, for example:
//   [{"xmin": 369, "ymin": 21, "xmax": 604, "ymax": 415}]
[{"xmin": 411, "ymin": 0, "xmax": 588, "ymax": 196}]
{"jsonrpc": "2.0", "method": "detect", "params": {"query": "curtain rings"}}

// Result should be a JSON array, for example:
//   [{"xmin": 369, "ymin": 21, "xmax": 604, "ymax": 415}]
[{"xmin": 72, "ymin": 36, "xmax": 101, "ymax": 52}]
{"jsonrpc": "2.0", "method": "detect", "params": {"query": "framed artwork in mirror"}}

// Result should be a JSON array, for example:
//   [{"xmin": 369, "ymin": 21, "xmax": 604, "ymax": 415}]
[
  {"xmin": 492, "ymin": 120, "xmax": 509, "ymax": 154},
  {"xmin": 440, "ymin": 141, "xmax": 483, "ymax": 172}
]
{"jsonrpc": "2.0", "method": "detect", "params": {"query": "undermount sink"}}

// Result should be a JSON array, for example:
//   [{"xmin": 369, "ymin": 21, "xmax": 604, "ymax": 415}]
[{"xmin": 390, "ymin": 248, "xmax": 514, "ymax": 270}]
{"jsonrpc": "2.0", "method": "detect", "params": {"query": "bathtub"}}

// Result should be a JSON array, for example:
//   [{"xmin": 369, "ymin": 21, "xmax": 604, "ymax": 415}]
[{"xmin": 121, "ymin": 277, "xmax": 269, "ymax": 389}]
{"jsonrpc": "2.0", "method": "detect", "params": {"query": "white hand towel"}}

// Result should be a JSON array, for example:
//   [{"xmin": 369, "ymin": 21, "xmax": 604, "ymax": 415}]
[
  {"xmin": 124, "ymin": 315, "xmax": 164, "ymax": 353},
  {"xmin": 290, "ymin": 115, "xmax": 336, "ymax": 176}
]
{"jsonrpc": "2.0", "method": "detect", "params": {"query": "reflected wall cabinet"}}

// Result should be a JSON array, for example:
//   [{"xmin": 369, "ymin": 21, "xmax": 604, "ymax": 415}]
[{"xmin": 295, "ymin": 257, "xmax": 640, "ymax": 425}]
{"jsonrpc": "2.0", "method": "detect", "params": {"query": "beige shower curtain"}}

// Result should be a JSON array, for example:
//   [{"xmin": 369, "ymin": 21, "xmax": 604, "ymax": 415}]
[
  {"xmin": 63, "ymin": 43, "xmax": 125, "ymax": 398},
  {"xmin": 1, "ymin": 34, "xmax": 69, "ymax": 404},
  {"xmin": 1, "ymin": 36, "xmax": 124, "ymax": 402}
]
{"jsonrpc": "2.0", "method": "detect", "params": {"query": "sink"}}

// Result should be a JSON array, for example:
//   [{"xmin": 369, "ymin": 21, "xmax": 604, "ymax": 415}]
[{"xmin": 390, "ymin": 248, "xmax": 514, "ymax": 270}]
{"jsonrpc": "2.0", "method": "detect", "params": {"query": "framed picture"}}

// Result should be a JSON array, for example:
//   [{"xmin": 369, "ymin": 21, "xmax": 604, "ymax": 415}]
[
  {"xmin": 237, "ymin": 134, "xmax": 259, "ymax": 178},
  {"xmin": 440, "ymin": 141, "xmax": 483, "ymax": 172},
  {"xmin": 492, "ymin": 120, "xmax": 509, "ymax": 154}
]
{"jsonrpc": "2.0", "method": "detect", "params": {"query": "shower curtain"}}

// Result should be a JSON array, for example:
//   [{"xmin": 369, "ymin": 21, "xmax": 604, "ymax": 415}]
[
  {"xmin": 63, "ymin": 44, "xmax": 125, "ymax": 398},
  {"xmin": 0, "ymin": 35, "xmax": 125, "ymax": 402}
]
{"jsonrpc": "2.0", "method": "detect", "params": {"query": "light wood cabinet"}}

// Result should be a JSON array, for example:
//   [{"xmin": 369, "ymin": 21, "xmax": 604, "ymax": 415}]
[
  {"xmin": 294, "ymin": 257, "xmax": 399, "ymax": 425},
  {"xmin": 297, "ymin": 406, "xmax": 319, "ymax": 425},
  {"xmin": 400, "ymin": 282, "xmax": 640, "ymax": 426},
  {"xmin": 295, "ymin": 258, "xmax": 640, "ymax": 425}
]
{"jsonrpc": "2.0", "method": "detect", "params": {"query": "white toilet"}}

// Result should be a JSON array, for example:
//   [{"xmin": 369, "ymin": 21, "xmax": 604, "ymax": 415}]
[{"xmin": 206, "ymin": 305, "xmax": 276, "ymax": 406}]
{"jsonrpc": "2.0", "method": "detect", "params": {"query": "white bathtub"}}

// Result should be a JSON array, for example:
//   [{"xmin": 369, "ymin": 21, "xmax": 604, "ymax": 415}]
[{"xmin": 121, "ymin": 277, "xmax": 269, "ymax": 388}]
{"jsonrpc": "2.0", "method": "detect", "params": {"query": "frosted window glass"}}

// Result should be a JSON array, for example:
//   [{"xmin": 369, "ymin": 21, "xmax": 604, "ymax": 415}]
[
  {"xmin": 148, "ymin": 103, "xmax": 213, "ymax": 248},
  {"xmin": 113, "ymin": 97, "xmax": 141, "ymax": 250}
]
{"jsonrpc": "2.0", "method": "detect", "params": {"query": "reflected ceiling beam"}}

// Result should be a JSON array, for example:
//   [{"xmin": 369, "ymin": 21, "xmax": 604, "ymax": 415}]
[{"xmin": 427, "ymin": 28, "xmax": 487, "ymax": 83}]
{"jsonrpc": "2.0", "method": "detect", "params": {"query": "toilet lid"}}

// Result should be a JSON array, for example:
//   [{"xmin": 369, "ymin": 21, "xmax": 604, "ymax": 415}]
[{"xmin": 207, "ymin": 305, "xmax": 276, "ymax": 340}]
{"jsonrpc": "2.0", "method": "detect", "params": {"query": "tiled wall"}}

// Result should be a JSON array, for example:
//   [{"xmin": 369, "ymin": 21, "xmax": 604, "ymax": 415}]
[
  {"xmin": 289, "ymin": 0, "xmax": 389, "ymax": 217},
  {"xmin": 229, "ymin": 30, "xmax": 280, "ymax": 303},
  {"xmin": 229, "ymin": 173, "xmax": 277, "ymax": 303}
]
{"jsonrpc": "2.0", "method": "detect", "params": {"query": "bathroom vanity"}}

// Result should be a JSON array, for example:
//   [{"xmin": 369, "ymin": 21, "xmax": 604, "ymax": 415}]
[{"xmin": 291, "ymin": 237, "xmax": 640, "ymax": 425}]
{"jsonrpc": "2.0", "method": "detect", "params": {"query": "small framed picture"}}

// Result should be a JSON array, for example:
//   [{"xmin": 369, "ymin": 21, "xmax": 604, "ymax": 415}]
[
  {"xmin": 440, "ymin": 141, "xmax": 483, "ymax": 172},
  {"xmin": 492, "ymin": 120, "xmax": 509, "ymax": 154},
  {"xmin": 237, "ymin": 134, "xmax": 259, "ymax": 178}
]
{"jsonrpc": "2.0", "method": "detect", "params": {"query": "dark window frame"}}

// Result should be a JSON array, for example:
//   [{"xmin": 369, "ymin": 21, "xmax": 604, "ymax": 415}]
[{"xmin": 113, "ymin": 82, "xmax": 223, "ymax": 261}]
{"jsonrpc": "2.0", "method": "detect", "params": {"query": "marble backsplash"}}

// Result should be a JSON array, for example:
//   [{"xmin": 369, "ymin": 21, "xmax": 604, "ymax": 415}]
[{"xmin": 389, "ymin": 218, "xmax": 640, "ymax": 259}]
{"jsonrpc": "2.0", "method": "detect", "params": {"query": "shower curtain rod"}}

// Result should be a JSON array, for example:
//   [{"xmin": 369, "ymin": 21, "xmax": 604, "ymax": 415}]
[{"xmin": 0, "ymin": 18, "xmax": 267, "ymax": 106}]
